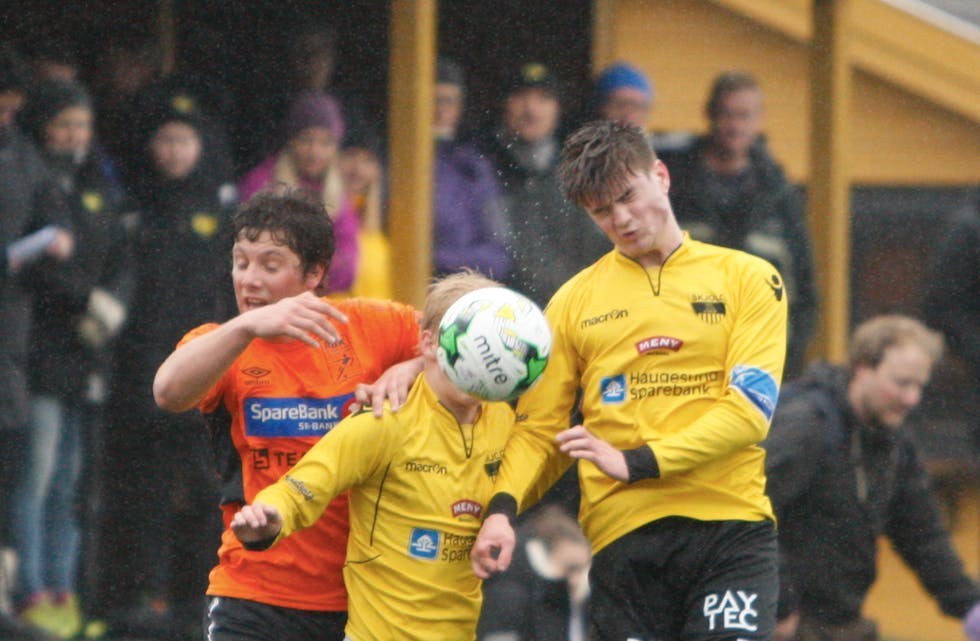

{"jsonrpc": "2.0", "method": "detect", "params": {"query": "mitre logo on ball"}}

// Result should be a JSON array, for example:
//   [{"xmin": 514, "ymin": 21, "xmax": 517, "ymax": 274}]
[{"xmin": 437, "ymin": 287, "xmax": 552, "ymax": 402}]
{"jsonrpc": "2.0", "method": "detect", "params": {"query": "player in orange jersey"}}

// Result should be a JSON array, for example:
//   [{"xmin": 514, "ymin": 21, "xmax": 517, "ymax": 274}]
[{"xmin": 153, "ymin": 187, "xmax": 422, "ymax": 641}]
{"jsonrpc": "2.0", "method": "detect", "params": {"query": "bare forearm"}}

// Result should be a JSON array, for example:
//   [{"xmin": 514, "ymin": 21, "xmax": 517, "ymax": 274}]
[{"xmin": 153, "ymin": 316, "xmax": 255, "ymax": 412}]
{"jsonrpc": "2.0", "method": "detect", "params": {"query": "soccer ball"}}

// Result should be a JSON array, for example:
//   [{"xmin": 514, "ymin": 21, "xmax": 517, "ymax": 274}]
[{"xmin": 437, "ymin": 287, "xmax": 552, "ymax": 402}]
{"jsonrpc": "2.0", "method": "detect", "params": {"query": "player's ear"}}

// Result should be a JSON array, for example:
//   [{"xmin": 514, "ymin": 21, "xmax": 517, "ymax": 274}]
[
  {"xmin": 653, "ymin": 158, "xmax": 670, "ymax": 192},
  {"xmin": 304, "ymin": 263, "xmax": 327, "ymax": 290},
  {"xmin": 418, "ymin": 329, "xmax": 437, "ymax": 358}
]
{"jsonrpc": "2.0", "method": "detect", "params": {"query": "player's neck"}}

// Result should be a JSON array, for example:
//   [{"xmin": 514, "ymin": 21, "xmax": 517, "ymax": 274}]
[{"xmin": 426, "ymin": 368, "xmax": 482, "ymax": 424}]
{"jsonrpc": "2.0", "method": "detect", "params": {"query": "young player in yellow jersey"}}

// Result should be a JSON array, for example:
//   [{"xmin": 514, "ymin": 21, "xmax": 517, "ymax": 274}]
[
  {"xmin": 231, "ymin": 271, "xmax": 517, "ymax": 641},
  {"xmin": 471, "ymin": 120, "xmax": 788, "ymax": 641}
]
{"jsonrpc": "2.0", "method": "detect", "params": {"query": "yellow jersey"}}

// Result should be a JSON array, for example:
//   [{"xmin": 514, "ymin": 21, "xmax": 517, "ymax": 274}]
[
  {"xmin": 495, "ymin": 236, "xmax": 787, "ymax": 554},
  {"xmin": 254, "ymin": 374, "xmax": 513, "ymax": 641}
]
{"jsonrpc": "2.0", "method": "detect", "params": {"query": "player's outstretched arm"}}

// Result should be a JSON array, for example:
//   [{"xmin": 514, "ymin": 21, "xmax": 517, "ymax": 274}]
[
  {"xmin": 230, "ymin": 502, "xmax": 283, "ymax": 546},
  {"xmin": 354, "ymin": 356, "xmax": 425, "ymax": 417},
  {"xmin": 557, "ymin": 425, "xmax": 629, "ymax": 482},
  {"xmin": 471, "ymin": 514, "xmax": 517, "ymax": 579},
  {"xmin": 154, "ymin": 292, "xmax": 348, "ymax": 412}
]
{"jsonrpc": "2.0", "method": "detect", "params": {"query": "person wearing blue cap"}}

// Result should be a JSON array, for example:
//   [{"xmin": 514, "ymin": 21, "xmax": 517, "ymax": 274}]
[
  {"xmin": 592, "ymin": 62, "xmax": 693, "ymax": 154},
  {"xmin": 594, "ymin": 62, "xmax": 654, "ymax": 131}
]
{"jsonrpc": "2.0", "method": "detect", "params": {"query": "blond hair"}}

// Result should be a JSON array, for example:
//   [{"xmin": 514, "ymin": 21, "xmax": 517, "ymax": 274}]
[
  {"xmin": 848, "ymin": 315, "xmax": 944, "ymax": 371},
  {"xmin": 421, "ymin": 269, "xmax": 501, "ymax": 334}
]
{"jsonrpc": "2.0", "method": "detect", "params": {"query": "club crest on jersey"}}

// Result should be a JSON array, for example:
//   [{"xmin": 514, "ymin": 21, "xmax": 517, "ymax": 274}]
[
  {"xmin": 452, "ymin": 499, "xmax": 483, "ymax": 520},
  {"xmin": 691, "ymin": 294, "xmax": 727, "ymax": 324},
  {"xmin": 409, "ymin": 528, "xmax": 441, "ymax": 560}
]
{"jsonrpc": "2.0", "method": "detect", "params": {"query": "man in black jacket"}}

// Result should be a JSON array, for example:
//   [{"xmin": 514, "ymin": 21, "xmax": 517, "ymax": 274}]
[
  {"xmin": 481, "ymin": 62, "xmax": 608, "ymax": 308},
  {"xmin": 662, "ymin": 71, "xmax": 817, "ymax": 380},
  {"xmin": 764, "ymin": 315, "xmax": 980, "ymax": 641}
]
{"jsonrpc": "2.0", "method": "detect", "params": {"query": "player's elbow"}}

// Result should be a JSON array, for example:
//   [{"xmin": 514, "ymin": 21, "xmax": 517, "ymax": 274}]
[{"xmin": 152, "ymin": 369, "xmax": 195, "ymax": 413}]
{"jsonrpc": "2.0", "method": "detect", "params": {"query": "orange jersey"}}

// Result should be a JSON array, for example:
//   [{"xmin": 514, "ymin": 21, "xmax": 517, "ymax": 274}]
[{"xmin": 186, "ymin": 298, "xmax": 419, "ymax": 611}]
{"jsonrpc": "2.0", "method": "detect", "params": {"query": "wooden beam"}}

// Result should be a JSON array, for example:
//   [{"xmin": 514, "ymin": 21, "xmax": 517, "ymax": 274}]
[
  {"xmin": 809, "ymin": 0, "xmax": 852, "ymax": 362},
  {"xmin": 592, "ymin": 0, "xmax": 618, "ymax": 72},
  {"xmin": 388, "ymin": 0, "xmax": 436, "ymax": 307}
]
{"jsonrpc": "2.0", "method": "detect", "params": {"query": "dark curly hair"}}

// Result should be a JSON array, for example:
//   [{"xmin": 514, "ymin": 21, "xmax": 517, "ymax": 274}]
[{"xmin": 232, "ymin": 185, "xmax": 335, "ymax": 276}]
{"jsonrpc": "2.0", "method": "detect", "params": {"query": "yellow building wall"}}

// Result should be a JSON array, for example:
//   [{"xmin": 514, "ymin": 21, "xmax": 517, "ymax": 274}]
[
  {"xmin": 865, "ymin": 482, "xmax": 980, "ymax": 641},
  {"xmin": 597, "ymin": 0, "xmax": 980, "ymax": 184}
]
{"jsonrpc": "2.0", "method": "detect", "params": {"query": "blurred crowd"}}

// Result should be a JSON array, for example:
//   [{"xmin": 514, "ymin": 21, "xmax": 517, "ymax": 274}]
[{"xmin": 0, "ymin": 15, "xmax": 976, "ymax": 641}]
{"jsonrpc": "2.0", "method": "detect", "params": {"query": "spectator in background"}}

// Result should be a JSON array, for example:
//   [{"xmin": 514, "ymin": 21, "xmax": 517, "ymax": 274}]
[
  {"xmin": 483, "ymin": 62, "xmax": 607, "ymax": 307},
  {"xmin": 478, "ymin": 504, "xmax": 591, "ymax": 641},
  {"xmin": 24, "ymin": 35, "xmax": 80, "ymax": 82},
  {"xmin": 0, "ymin": 47, "xmax": 74, "ymax": 641},
  {"xmin": 90, "ymin": 34, "xmax": 162, "ymax": 184},
  {"xmin": 239, "ymin": 92, "xmax": 358, "ymax": 295},
  {"xmin": 12, "ymin": 78, "xmax": 129, "ymax": 641},
  {"xmin": 433, "ymin": 58, "xmax": 510, "ymax": 280},
  {"xmin": 764, "ymin": 315, "xmax": 980, "ymax": 641},
  {"xmin": 99, "ymin": 88, "xmax": 236, "ymax": 639},
  {"xmin": 592, "ymin": 61, "xmax": 691, "ymax": 154},
  {"xmin": 663, "ymin": 71, "xmax": 817, "ymax": 380},
  {"xmin": 594, "ymin": 62, "xmax": 652, "ymax": 129},
  {"xmin": 243, "ymin": 22, "xmax": 378, "ymax": 174},
  {"xmin": 338, "ymin": 130, "xmax": 391, "ymax": 299},
  {"xmin": 921, "ymin": 204, "xmax": 980, "ymax": 447}
]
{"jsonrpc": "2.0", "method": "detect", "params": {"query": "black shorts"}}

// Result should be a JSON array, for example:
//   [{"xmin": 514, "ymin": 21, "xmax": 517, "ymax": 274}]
[
  {"xmin": 205, "ymin": 595, "xmax": 347, "ymax": 641},
  {"xmin": 588, "ymin": 517, "xmax": 778, "ymax": 641}
]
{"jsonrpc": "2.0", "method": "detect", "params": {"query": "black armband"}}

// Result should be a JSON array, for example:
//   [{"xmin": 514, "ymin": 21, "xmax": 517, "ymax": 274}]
[
  {"xmin": 240, "ymin": 534, "xmax": 278, "ymax": 552},
  {"xmin": 485, "ymin": 493, "xmax": 518, "ymax": 526},
  {"xmin": 623, "ymin": 445, "xmax": 660, "ymax": 482}
]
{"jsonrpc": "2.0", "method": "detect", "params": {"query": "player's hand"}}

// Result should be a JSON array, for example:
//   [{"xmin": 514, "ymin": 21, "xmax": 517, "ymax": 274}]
[
  {"xmin": 46, "ymin": 228, "xmax": 74, "ymax": 260},
  {"xmin": 242, "ymin": 292, "xmax": 348, "ymax": 347},
  {"xmin": 557, "ymin": 425, "xmax": 629, "ymax": 482},
  {"xmin": 354, "ymin": 356, "xmax": 424, "ymax": 417},
  {"xmin": 230, "ymin": 502, "xmax": 283, "ymax": 543},
  {"xmin": 471, "ymin": 514, "xmax": 516, "ymax": 579},
  {"xmin": 773, "ymin": 613, "xmax": 799, "ymax": 641}
]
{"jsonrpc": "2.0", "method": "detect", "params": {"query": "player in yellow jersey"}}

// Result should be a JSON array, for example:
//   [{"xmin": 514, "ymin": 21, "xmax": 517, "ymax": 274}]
[
  {"xmin": 230, "ymin": 271, "xmax": 517, "ymax": 641},
  {"xmin": 471, "ymin": 120, "xmax": 788, "ymax": 641}
]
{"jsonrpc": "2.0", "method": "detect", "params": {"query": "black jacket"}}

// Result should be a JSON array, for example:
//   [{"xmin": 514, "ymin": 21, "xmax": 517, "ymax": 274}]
[
  {"xmin": 0, "ymin": 126, "xmax": 70, "ymax": 429},
  {"xmin": 109, "ymin": 144, "xmax": 236, "ymax": 423},
  {"xmin": 662, "ymin": 137, "xmax": 817, "ymax": 379},
  {"xmin": 27, "ymin": 149, "xmax": 131, "ymax": 398},
  {"xmin": 764, "ymin": 362, "xmax": 980, "ymax": 624},
  {"xmin": 481, "ymin": 131, "xmax": 608, "ymax": 308}
]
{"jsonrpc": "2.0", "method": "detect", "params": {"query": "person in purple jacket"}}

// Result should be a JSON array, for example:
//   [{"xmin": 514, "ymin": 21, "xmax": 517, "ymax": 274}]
[
  {"xmin": 238, "ymin": 92, "xmax": 358, "ymax": 294},
  {"xmin": 433, "ymin": 58, "xmax": 511, "ymax": 280}
]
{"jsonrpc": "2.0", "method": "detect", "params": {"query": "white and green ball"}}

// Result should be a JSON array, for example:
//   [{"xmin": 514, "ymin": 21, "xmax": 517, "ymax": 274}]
[{"xmin": 437, "ymin": 287, "xmax": 552, "ymax": 402}]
